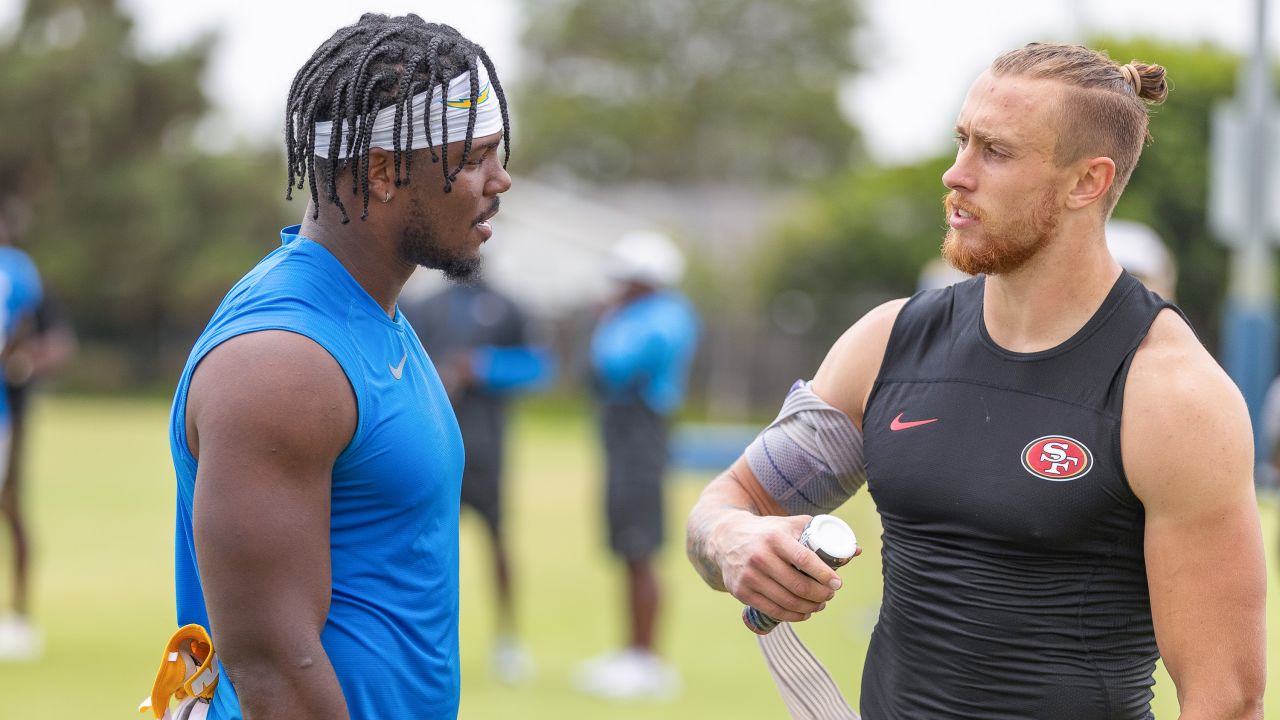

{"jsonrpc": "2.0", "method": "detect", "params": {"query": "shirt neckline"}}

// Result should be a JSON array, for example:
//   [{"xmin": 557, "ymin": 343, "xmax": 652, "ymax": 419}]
[{"xmin": 976, "ymin": 271, "xmax": 1137, "ymax": 362}]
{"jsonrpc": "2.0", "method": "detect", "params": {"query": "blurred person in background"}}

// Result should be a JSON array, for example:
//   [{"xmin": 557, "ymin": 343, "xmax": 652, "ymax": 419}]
[
  {"xmin": 1106, "ymin": 219, "xmax": 1177, "ymax": 300},
  {"xmin": 1262, "ymin": 376, "xmax": 1280, "ymax": 492},
  {"xmin": 916, "ymin": 256, "xmax": 970, "ymax": 292},
  {"xmin": 401, "ymin": 278, "xmax": 554, "ymax": 684},
  {"xmin": 0, "ymin": 206, "xmax": 46, "ymax": 661},
  {"xmin": 0, "ymin": 293, "xmax": 74, "ymax": 662},
  {"xmin": 575, "ymin": 230, "xmax": 698, "ymax": 701},
  {"xmin": 687, "ymin": 43, "xmax": 1265, "ymax": 718},
  {"xmin": 149, "ymin": 14, "xmax": 512, "ymax": 720}
]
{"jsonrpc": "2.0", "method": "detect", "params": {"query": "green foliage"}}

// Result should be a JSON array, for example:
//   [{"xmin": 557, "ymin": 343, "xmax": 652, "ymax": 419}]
[
  {"xmin": 759, "ymin": 37, "xmax": 1246, "ymax": 349},
  {"xmin": 1105, "ymin": 37, "xmax": 1240, "ymax": 343},
  {"xmin": 516, "ymin": 0, "xmax": 863, "ymax": 182},
  {"xmin": 0, "ymin": 0, "xmax": 292, "ymax": 388},
  {"xmin": 757, "ymin": 156, "xmax": 954, "ymax": 342}
]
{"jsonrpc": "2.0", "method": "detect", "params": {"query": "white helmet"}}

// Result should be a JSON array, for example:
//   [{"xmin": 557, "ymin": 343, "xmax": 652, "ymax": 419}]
[
  {"xmin": 1106, "ymin": 220, "xmax": 1176, "ymax": 299},
  {"xmin": 607, "ymin": 230, "xmax": 686, "ymax": 287}
]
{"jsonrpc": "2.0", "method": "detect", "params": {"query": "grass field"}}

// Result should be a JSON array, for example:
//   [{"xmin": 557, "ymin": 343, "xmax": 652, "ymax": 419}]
[{"xmin": 0, "ymin": 395, "xmax": 1276, "ymax": 718}]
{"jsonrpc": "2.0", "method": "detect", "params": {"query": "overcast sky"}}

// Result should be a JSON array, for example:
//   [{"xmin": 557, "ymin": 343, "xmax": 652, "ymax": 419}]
[{"xmin": 0, "ymin": 0, "xmax": 1274, "ymax": 164}]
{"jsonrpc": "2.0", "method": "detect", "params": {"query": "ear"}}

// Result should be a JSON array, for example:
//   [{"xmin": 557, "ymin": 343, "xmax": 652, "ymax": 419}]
[
  {"xmin": 363, "ymin": 148, "xmax": 396, "ymax": 203},
  {"xmin": 1065, "ymin": 156, "xmax": 1115, "ymax": 210}
]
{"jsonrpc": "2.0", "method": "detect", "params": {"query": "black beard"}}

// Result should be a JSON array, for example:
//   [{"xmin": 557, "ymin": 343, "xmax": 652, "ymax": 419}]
[
  {"xmin": 398, "ymin": 200, "xmax": 483, "ymax": 283},
  {"xmin": 439, "ymin": 256, "xmax": 482, "ymax": 283},
  {"xmin": 400, "ymin": 236, "xmax": 482, "ymax": 282}
]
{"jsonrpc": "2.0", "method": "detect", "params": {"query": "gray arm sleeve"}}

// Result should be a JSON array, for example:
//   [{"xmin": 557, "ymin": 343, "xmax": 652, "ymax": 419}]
[{"xmin": 744, "ymin": 381, "xmax": 866, "ymax": 516}]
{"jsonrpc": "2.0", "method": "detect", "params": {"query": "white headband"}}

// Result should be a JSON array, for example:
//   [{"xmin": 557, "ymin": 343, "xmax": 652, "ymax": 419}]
[{"xmin": 309, "ymin": 62, "xmax": 503, "ymax": 159}]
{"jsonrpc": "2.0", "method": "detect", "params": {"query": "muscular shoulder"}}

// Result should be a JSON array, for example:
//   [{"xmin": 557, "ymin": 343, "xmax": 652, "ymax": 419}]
[
  {"xmin": 187, "ymin": 330, "xmax": 356, "ymax": 465},
  {"xmin": 1122, "ymin": 309, "xmax": 1253, "ymax": 507},
  {"xmin": 810, "ymin": 298, "xmax": 908, "ymax": 428}
]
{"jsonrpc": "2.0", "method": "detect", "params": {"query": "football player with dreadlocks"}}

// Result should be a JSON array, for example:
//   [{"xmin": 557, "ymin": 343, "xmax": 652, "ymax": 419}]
[{"xmin": 144, "ymin": 14, "xmax": 512, "ymax": 720}]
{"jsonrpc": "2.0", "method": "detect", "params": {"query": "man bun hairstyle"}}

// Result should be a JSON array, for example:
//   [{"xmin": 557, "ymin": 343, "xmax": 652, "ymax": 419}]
[
  {"xmin": 284, "ymin": 13, "xmax": 510, "ymax": 223},
  {"xmin": 991, "ymin": 43, "xmax": 1168, "ymax": 210}
]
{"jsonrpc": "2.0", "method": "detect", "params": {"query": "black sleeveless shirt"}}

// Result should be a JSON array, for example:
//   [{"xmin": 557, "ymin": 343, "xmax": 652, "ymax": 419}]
[{"xmin": 861, "ymin": 272, "xmax": 1179, "ymax": 719}]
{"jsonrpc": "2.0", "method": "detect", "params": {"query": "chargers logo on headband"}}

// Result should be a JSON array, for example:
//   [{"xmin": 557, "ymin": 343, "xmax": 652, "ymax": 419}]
[
  {"xmin": 310, "ymin": 63, "xmax": 504, "ymax": 159},
  {"xmin": 446, "ymin": 83, "xmax": 491, "ymax": 109}
]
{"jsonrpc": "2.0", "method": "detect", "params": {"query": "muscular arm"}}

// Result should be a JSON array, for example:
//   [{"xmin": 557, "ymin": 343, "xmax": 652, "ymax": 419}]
[
  {"xmin": 1124, "ymin": 311, "xmax": 1266, "ymax": 719},
  {"xmin": 686, "ymin": 458, "xmax": 831, "ymax": 620},
  {"xmin": 685, "ymin": 299, "xmax": 904, "ymax": 620},
  {"xmin": 188, "ymin": 331, "xmax": 356, "ymax": 719}
]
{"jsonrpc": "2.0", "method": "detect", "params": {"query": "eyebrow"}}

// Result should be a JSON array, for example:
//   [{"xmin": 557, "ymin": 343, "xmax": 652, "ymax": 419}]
[
  {"xmin": 954, "ymin": 125, "xmax": 1009, "ymax": 147},
  {"xmin": 462, "ymin": 140, "xmax": 500, "ymax": 160}
]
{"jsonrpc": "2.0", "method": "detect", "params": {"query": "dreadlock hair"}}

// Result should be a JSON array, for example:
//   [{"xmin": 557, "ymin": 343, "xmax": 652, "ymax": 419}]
[
  {"xmin": 284, "ymin": 14, "xmax": 511, "ymax": 223},
  {"xmin": 990, "ymin": 43, "xmax": 1168, "ymax": 212}
]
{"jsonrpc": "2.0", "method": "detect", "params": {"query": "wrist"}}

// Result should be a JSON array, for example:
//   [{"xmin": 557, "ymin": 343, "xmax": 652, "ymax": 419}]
[{"xmin": 689, "ymin": 504, "xmax": 754, "ymax": 592}]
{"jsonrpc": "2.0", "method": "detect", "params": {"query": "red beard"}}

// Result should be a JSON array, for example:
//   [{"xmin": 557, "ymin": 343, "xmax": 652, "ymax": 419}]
[{"xmin": 941, "ymin": 189, "xmax": 1061, "ymax": 276}]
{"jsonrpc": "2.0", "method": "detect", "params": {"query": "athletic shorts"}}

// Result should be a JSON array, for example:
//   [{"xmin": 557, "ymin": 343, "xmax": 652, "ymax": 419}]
[
  {"xmin": 601, "ymin": 400, "xmax": 669, "ymax": 559},
  {"xmin": 0, "ymin": 420, "xmax": 12, "ymax": 497},
  {"xmin": 454, "ymin": 395, "xmax": 507, "ymax": 530},
  {"xmin": 5, "ymin": 384, "xmax": 28, "ymax": 424}
]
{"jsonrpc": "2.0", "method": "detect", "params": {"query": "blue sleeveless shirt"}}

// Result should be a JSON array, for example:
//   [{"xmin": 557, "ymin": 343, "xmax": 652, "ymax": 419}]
[
  {"xmin": 0, "ymin": 246, "xmax": 41, "ymax": 424},
  {"xmin": 169, "ymin": 227, "xmax": 464, "ymax": 719}
]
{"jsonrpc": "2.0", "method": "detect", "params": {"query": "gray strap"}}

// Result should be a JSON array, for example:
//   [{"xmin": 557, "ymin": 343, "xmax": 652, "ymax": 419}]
[
  {"xmin": 774, "ymin": 383, "xmax": 865, "ymax": 488},
  {"xmin": 757, "ymin": 623, "xmax": 860, "ymax": 720},
  {"xmin": 746, "ymin": 381, "xmax": 866, "ymax": 515}
]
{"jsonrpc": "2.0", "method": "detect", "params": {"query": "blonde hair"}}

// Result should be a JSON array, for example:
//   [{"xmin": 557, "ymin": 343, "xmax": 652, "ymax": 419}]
[{"xmin": 990, "ymin": 43, "xmax": 1168, "ymax": 211}]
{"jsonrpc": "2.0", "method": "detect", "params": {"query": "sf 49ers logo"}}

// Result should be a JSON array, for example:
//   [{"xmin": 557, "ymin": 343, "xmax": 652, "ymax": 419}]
[{"xmin": 1021, "ymin": 435, "xmax": 1093, "ymax": 481}]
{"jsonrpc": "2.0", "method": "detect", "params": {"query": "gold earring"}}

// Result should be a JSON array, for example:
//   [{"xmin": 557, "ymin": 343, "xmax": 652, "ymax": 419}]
[{"xmin": 383, "ymin": 191, "xmax": 392, "ymax": 204}]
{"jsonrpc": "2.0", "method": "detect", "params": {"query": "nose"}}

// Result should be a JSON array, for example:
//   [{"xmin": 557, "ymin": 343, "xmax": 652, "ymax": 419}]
[
  {"xmin": 942, "ymin": 149, "xmax": 974, "ymax": 192},
  {"xmin": 488, "ymin": 162, "xmax": 513, "ymax": 195}
]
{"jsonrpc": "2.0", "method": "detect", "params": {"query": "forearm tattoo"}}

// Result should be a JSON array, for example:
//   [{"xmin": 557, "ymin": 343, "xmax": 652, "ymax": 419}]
[{"xmin": 687, "ymin": 501, "xmax": 754, "ymax": 592}]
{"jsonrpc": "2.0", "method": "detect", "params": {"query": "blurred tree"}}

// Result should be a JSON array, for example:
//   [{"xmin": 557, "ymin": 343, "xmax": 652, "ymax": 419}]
[
  {"xmin": 516, "ymin": 0, "xmax": 863, "ymax": 183},
  {"xmin": 517, "ymin": 0, "xmax": 867, "ymax": 417},
  {"xmin": 1107, "ymin": 38, "xmax": 1240, "ymax": 347},
  {"xmin": 759, "ymin": 38, "xmax": 1245, "ymax": 354},
  {"xmin": 757, "ymin": 156, "xmax": 953, "ymax": 344},
  {"xmin": 0, "ymin": 0, "xmax": 290, "ymax": 389}
]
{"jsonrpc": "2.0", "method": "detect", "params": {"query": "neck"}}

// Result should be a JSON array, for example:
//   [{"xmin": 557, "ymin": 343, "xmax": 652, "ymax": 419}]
[
  {"xmin": 620, "ymin": 283, "xmax": 659, "ymax": 304},
  {"xmin": 981, "ymin": 220, "xmax": 1123, "ymax": 353},
  {"xmin": 298, "ymin": 204, "xmax": 412, "ymax": 318}
]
